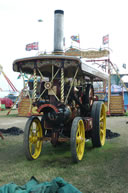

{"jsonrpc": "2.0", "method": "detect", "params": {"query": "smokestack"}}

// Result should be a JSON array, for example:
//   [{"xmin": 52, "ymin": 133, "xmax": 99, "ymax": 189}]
[{"xmin": 54, "ymin": 10, "xmax": 64, "ymax": 53}]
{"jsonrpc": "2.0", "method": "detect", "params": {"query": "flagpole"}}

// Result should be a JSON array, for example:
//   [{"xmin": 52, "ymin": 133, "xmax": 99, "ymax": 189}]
[
  {"xmin": 102, "ymin": 34, "xmax": 110, "ymax": 115},
  {"xmin": 79, "ymin": 34, "xmax": 80, "ymax": 49},
  {"xmin": 70, "ymin": 35, "xmax": 80, "ymax": 48},
  {"xmin": 37, "ymin": 19, "xmax": 43, "ymax": 54},
  {"xmin": 107, "ymin": 34, "xmax": 111, "ymax": 115}
]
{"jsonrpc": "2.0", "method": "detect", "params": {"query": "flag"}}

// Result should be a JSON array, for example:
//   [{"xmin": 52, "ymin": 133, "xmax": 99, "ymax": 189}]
[
  {"xmin": 103, "ymin": 34, "xmax": 109, "ymax": 45},
  {"xmin": 25, "ymin": 42, "xmax": 39, "ymax": 51},
  {"xmin": 71, "ymin": 35, "xmax": 80, "ymax": 43}
]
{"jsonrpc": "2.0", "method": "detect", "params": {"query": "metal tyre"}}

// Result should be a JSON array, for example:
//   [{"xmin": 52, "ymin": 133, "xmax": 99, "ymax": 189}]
[
  {"xmin": 91, "ymin": 101, "xmax": 106, "ymax": 147},
  {"xmin": 23, "ymin": 116, "xmax": 43, "ymax": 160},
  {"xmin": 70, "ymin": 117, "xmax": 85, "ymax": 163}
]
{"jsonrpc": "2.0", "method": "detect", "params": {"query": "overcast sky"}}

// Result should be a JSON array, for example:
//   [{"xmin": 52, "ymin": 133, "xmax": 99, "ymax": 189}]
[{"xmin": 0, "ymin": 0, "xmax": 128, "ymax": 94}]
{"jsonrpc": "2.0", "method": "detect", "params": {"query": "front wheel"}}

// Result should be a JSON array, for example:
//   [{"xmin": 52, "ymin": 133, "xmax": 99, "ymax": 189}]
[
  {"xmin": 91, "ymin": 101, "xmax": 106, "ymax": 147},
  {"xmin": 23, "ymin": 116, "xmax": 43, "ymax": 160},
  {"xmin": 70, "ymin": 117, "xmax": 85, "ymax": 163}
]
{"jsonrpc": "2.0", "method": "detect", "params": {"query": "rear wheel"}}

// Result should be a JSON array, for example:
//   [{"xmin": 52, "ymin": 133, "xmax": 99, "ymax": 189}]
[
  {"xmin": 83, "ymin": 84, "xmax": 94, "ymax": 108},
  {"xmin": 23, "ymin": 116, "xmax": 43, "ymax": 160},
  {"xmin": 91, "ymin": 101, "xmax": 106, "ymax": 147},
  {"xmin": 70, "ymin": 117, "xmax": 85, "ymax": 163}
]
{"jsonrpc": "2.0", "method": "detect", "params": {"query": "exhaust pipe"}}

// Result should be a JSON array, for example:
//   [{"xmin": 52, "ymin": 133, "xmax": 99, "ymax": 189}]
[{"xmin": 54, "ymin": 10, "xmax": 64, "ymax": 54}]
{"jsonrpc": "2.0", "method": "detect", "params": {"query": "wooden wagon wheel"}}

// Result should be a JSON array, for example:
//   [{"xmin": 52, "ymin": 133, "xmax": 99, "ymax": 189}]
[{"xmin": 23, "ymin": 116, "xmax": 43, "ymax": 160}]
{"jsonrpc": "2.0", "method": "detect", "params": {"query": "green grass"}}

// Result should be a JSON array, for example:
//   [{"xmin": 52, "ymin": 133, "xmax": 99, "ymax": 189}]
[
  {"xmin": 0, "ymin": 133, "xmax": 128, "ymax": 193},
  {"xmin": 124, "ymin": 110, "xmax": 128, "ymax": 116},
  {"xmin": 0, "ymin": 116, "xmax": 128, "ymax": 192},
  {"xmin": 0, "ymin": 109, "xmax": 18, "ymax": 117},
  {"xmin": 0, "ymin": 114, "xmax": 18, "ymax": 117}
]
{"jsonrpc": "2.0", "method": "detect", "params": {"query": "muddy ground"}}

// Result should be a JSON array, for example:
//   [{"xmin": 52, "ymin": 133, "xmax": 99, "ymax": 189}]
[{"xmin": 0, "ymin": 114, "xmax": 128, "ymax": 133}]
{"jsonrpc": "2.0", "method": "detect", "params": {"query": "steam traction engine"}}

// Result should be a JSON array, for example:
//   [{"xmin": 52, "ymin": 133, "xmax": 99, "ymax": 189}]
[
  {"xmin": 13, "ymin": 55, "xmax": 108, "ymax": 162},
  {"xmin": 12, "ymin": 10, "xmax": 108, "ymax": 163}
]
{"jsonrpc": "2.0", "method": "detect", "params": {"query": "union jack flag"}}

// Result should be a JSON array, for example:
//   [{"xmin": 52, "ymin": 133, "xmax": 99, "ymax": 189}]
[
  {"xmin": 25, "ymin": 42, "xmax": 39, "ymax": 51},
  {"xmin": 103, "ymin": 34, "xmax": 109, "ymax": 45}
]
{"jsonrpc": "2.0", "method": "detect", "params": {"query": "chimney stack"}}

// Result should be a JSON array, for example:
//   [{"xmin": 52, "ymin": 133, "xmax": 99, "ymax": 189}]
[{"xmin": 54, "ymin": 10, "xmax": 64, "ymax": 54}]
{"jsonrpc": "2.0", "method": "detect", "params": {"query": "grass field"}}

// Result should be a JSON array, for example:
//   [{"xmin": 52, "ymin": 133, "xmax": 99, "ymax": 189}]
[
  {"xmin": 0, "ymin": 116, "xmax": 128, "ymax": 193},
  {"xmin": 0, "ymin": 109, "xmax": 18, "ymax": 117}
]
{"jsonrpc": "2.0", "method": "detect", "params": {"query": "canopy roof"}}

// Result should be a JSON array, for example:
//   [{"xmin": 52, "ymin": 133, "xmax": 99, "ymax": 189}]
[{"xmin": 13, "ymin": 55, "xmax": 108, "ymax": 81}]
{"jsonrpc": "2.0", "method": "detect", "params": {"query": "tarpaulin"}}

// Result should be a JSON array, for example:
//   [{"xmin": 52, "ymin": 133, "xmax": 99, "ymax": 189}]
[{"xmin": 0, "ymin": 176, "xmax": 81, "ymax": 193}]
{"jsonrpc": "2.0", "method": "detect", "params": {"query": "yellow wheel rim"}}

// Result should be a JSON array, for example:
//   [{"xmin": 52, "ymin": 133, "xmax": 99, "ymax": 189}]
[
  {"xmin": 29, "ymin": 119, "xmax": 43, "ymax": 159},
  {"xmin": 99, "ymin": 104, "xmax": 106, "ymax": 146},
  {"xmin": 76, "ymin": 120, "xmax": 85, "ymax": 160}
]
